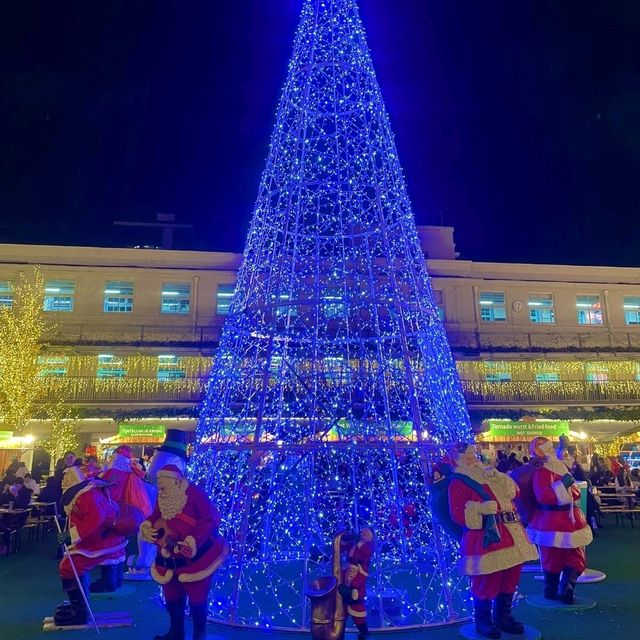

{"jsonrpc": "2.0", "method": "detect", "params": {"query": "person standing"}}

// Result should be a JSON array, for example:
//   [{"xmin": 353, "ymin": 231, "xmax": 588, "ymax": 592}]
[
  {"xmin": 448, "ymin": 442, "xmax": 538, "ymax": 638},
  {"xmin": 141, "ymin": 465, "xmax": 228, "ymax": 640},
  {"xmin": 526, "ymin": 437, "xmax": 593, "ymax": 604}
]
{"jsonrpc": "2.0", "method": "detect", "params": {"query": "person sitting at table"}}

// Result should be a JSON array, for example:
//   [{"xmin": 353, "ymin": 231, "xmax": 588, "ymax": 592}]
[
  {"xmin": 15, "ymin": 462, "xmax": 29, "ymax": 479},
  {"xmin": 23, "ymin": 473, "xmax": 40, "ymax": 496},
  {"xmin": 0, "ymin": 483, "xmax": 15, "ymax": 506},
  {"xmin": 10, "ymin": 477, "xmax": 33, "ymax": 509},
  {"xmin": 39, "ymin": 476, "xmax": 62, "ymax": 507}
]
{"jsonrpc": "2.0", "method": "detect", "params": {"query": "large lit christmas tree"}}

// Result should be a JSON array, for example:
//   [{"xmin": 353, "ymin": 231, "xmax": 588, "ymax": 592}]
[{"xmin": 192, "ymin": 0, "xmax": 473, "ymax": 631}]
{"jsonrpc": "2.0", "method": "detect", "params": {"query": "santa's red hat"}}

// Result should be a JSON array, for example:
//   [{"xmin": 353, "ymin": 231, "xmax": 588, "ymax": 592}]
[
  {"xmin": 157, "ymin": 464, "xmax": 185, "ymax": 481},
  {"xmin": 115, "ymin": 445, "xmax": 132, "ymax": 458}
]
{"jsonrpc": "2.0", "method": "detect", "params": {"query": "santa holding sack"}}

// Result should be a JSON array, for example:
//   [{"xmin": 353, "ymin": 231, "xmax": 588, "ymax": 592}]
[
  {"xmin": 141, "ymin": 464, "xmax": 229, "ymax": 640},
  {"xmin": 526, "ymin": 436, "xmax": 593, "ymax": 604}
]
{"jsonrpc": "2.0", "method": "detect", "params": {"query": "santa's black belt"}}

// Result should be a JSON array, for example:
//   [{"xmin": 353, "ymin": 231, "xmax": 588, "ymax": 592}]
[
  {"xmin": 536, "ymin": 504, "xmax": 570, "ymax": 511},
  {"xmin": 497, "ymin": 511, "xmax": 520, "ymax": 523},
  {"xmin": 154, "ymin": 538, "xmax": 214, "ymax": 569}
]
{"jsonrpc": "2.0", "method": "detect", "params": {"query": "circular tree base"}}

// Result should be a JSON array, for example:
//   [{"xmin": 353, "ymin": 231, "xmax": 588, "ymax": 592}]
[
  {"xmin": 460, "ymin": 623, "xmax": 541, "ymax": 640},
  {"xmin": 92, "ymin": 585, "xmax": 136, "ymax": 599},
  {"xmin": 577, "ymin": 569, "xmax": 606, "ymax": 583},
  {"xmin": 526, "ymin": 595, "xmax": 596, "ymax": 611}
]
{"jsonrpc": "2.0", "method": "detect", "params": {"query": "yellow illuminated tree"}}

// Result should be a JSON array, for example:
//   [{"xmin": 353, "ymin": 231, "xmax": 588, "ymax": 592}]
[
  {"xmin": 39, "ymin": 402, "xmax": 81, "ymax": 465},
  {"xmin": 0, "ymin": 268, "xmax": 49, "ymax": 433}
]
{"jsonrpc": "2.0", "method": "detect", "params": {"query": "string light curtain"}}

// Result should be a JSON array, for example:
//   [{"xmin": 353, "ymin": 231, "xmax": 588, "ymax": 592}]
[{"xmin": 191, "ymin": 0, "xmax": 472, "ymax": 630}]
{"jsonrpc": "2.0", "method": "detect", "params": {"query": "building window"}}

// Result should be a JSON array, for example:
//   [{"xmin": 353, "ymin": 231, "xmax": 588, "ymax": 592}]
[
  {"xmin": 161, "ymin": 283, "xmax": 191, "ymax": 314},
  {"xmin": 433, "ymin": 290, "xmax": 445, "ymax": 322},
  {"xmin": 157, "ymin": 355, "xmax": 186, "ymax": 382},
  {"xmin": 37, "ymin": 356, "xmax": 69, "ymax": 377},
  {"xmin": 216, "ymin": 283, "xmax": 235, "ymax": 316},
  {"xmin": 535, "ymin": 372, "xmax": 561, "ymax": 383},
  {"xmin": 479, "ymin": 292, "xmax": 507, "ymax": 322},
  {"xmin": 324, "ymin": 286, "xmax": 346, "ymax": 319},
  {"xmin": 0, "ymin": 281, "xmax": 13, "ymax": 308},
  {"xmin": 576, "ymin": 295, "xmax": 602, "ymax": 325},
  {"xmin": 585, "ymin": 363, "xmax": 608, "ymax": 383},
  {"xmin": 485, "ymin": 372, "xmax": 512, "ymax": 382},
  {"xmin": 623, "ymin": 296, "xmax": 640, "ymax": 325},
  {"xmin": 44, "ymin": 280, "xmax": 75, "ymax": 312},
  {"xmin": 97, "ymin": 354, "xmax": 127, "ymax": 378},
  {"xmin": 529, "ymin": 294, "xmax": 555, "ymax": 324},
  {"xmin": 103, "ymin": 282, "xmax": 134, "ymax": 313}
]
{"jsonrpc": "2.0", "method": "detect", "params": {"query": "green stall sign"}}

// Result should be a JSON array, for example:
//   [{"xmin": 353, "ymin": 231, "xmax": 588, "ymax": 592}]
[
  {"xmin": 487, "ymin": 420, "xmax": 570, "ymax": 438},
  {"xmin": 117, "ymin": 424, "xmax": 166, "ymax": 439}
]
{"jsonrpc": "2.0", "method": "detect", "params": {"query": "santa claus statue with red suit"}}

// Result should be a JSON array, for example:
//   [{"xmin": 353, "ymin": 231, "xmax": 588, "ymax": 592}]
[
  {"xmin": 337, "ymin": 527, "xmax": 374, "ymax": 640},
  {"xmin": 141, "ymin": 464, "xmax": 229, "ymax": 640},
  {"xmin": 89, "ymin": 445, "xmax": 151, "ymax": 593},
  {"xmin": 53, "ymin": 466, "xmax": 128, "ymax": 626},
  {"xmin": 526, "ymin": 436, "xmax": 593, "ymax": 604},
  {"xmin": 448, "ymin": 442, "xmax": 538, "ymax": 639}
]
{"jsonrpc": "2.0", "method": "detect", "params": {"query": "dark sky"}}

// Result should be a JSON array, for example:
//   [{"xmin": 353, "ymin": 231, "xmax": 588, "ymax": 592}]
[{"xmin": 2, "ymin": 1, "xmax": 640, "ymax": 266}]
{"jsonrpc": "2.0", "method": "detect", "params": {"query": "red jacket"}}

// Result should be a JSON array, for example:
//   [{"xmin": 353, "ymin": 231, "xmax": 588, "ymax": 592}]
[
  {"xmin": 343, "ymin": 539, "xmax": 373, "ymax": 601},
  {"xmin": 144, "ymin": 482, "xmax": 228, "ymax": 584},
  {"xmin": 449, "ymin": 464, "xmax": 538, "ymax": 576},
  {"xmin": 66, "ymin": 484, "xmax": 128, "ymax": 560},
  {"xmin": 527, "ymin": 464, "xmax": 593, "ymax": 548}
]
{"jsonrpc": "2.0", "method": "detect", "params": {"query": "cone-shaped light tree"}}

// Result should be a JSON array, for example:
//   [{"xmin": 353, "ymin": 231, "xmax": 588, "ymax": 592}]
[{"xmin": 192, "ymin": 0, "xmax": 473, "ymax": 630}]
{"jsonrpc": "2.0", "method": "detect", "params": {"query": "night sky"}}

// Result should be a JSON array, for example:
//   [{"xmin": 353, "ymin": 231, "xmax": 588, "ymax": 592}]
[{"xmin": 2, "ymin": 1, "xmax": 640, "ymax": 266}]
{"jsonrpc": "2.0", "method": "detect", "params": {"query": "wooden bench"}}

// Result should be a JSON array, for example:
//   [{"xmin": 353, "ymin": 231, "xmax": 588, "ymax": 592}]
[{"xmin": 599, "ymin": 506, "xmax": 640, "ymax": 527}]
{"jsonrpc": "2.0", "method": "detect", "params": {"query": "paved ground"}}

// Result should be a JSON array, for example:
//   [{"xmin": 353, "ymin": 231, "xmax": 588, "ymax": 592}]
[{"xmin": 1, "ymin": 519, "xmax": 638, "ymax": 640}]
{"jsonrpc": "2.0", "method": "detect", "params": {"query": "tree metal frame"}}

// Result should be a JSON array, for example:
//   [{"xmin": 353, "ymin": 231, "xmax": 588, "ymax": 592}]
[{"xmin": 192, "ymin": 0, "xmax": 473, "ymax": 631}]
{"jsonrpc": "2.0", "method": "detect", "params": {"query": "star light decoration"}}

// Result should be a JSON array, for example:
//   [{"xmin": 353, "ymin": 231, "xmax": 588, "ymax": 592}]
[{"xmin": 191, "ymin": 0, "xmax": 472, "ymax": 631}]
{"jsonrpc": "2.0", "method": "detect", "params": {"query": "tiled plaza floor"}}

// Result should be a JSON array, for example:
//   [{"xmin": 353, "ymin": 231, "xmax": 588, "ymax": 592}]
[{"xmin": 1, "ymin": 520, "xmax": 638, "ymax": 640}]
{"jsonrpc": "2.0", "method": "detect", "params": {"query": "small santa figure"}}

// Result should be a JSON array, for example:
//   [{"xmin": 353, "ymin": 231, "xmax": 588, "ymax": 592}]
[
  {"xmin": 140, "ymin": 464, "xmax": 228, "ymax": 640},
  {"xmin": 53, "ymin": 466, "xmax": 128, "ymax": 626},
  {"xmin": 338, "ymin": 527, "xmax": 374, "ymax": 640},
  {"xmin": 448, "ymin": 442, "xmax": 538, "ymax": 639},
  {"xmin": 526, "ymin": 437, "xmax": 593, "ymax": 604}
]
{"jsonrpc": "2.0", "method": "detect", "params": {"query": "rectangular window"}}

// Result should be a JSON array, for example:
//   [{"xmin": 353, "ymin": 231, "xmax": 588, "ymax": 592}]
[
  {"xmin": 479, "ymin": 291, "xmax": 507, "ymax": 322},
  {"xmin": 37, "ymin": 356, "xmax": 69, "ymax": 377},
  {"xmin": 535, "ymin": 372, "xmax": 561, "ymax": 383},
  {"xmin": 103, "ymin": 281, "xmax": 134, "ymax": 313},
  {"xmin": 623, "ymin": 296, "xmax": 640, "ymax": 325},
  {"xmin": 157, "ymin": 355, "xmax": 186, "ymax": 382},
  {"xmin": 529, "ymin": 293, "xmax": 555, "ymax": 324},
  {"xmin": 485, "ymin": 372, "xmax": 512, "ymax": 382},
  {"xmin": 585, "ymin": 363, "xmax": 608, "ymax": 383},
  {"xmin": 0, "ymin": 281, "xmax": 13, "ymax": 308},
  {"xmin": 324, "ymin": 286, "xmax": 346, "ymax": 319},
  {"xmin": 216, "ymin": 283, "xmax": 235, "ymax": 316},
  {"xmin": 161, "ymin": 282, "xmax": 191, "ymax": 314},
  {"xmin": 44, "ymin": 280, "xmax": 75, "ymax": 312},
  {"xmin": 576, "ymin": 295, "xmax": 603, "ymax": 325},
  {"xmin": 433, "ymin": 290, "xmax": 445, "ymax": 322},
  {"xmin": 97, "ymin": 354, "xmax": 127, "ymax": 378}
]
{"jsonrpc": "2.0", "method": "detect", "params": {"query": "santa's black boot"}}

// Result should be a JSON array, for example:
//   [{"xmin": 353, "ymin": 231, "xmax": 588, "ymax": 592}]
[
  {"xmin": 154, "ymin": 599, "xmax": 186, "ymax": 640},
  {"xmin": 355, "ymin": 621, "xmax": 371, "ymax": 639},
  {"xmin": 543, "ymin": 571, "xmax": 560, "ymax": 600},
  {"xmin": 54, "ymin": 578, "xmax": 89, "ymax": 626},
  {"xmin": 117, "ymin": 561, "xmax": 125, "ymax": 587},
  {"xmin": 495, "ymin": 593, "xmax": 524, "ymax": 635},
  {"xmin": 190, "ymin": 603, "xmax": 208, "ymax": 640},
  {"xmin": 90, "ymin": 564, "xmax": 118, "ymax": 593},
  {"xmin": 55, "ymin": 574, "xmax": 90, "ymax": 617},
  {"xmin": 474, "ymin": 598, "xmax": 501, "ymax": 639},
  {"xmin": 558, "ymin": 567, "xmax": 580, "ymax": 604}
]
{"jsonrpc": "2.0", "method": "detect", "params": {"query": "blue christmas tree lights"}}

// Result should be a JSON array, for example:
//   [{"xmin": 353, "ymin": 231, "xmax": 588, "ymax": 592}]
[{"xmin": 192, "ymin": 0, "xmax": 473, "ymax": 630}]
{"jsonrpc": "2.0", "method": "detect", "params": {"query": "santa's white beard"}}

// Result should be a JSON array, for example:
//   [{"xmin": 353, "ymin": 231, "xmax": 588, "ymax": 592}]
[{"xmin": 158, "ymin": 481, "xmax": 188, "ymax": 520}]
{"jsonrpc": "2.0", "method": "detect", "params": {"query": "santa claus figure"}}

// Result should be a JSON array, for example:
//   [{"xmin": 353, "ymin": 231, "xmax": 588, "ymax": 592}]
[
  {"xmin": 141, "ymin": 464, "xmax": 229, "ymax": 640},
  {"xmin": 90, "ymin": 445, "xmax": 151, "ymax": 592},
  {"xmin": 337, "ymin": 527, "xmax": 374, "ymax": 640},
  {"xmin": 127, "ymin": 430, "xmax": 188, "ymax": 580},
  {"xmin": 53, "ymin": 466, "xmax": 128, "ymax": 626},
  {"xmin": 526, "ymin": 437, "xmax": 593, "ymax": 604},
  {"xmin": 448, "ymin": 442, "xmax": 538, "ymax": 639}
]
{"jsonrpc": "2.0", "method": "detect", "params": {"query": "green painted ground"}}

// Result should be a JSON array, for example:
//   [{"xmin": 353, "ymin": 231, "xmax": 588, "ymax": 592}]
[{"xmin": 1, "ymin": 521, "xmax": 638, "ymax": 640}]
